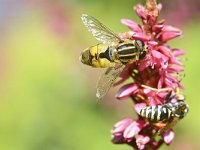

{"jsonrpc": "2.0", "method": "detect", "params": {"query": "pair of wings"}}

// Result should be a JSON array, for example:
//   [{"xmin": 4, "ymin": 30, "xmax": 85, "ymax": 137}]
[{"xmin": 81, "ymin": 14, "xmax": 126, "ymax": 99}]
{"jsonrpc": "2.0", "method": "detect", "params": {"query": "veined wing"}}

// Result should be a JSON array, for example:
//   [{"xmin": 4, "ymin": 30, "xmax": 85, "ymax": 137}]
[
  {"xmin": 81, "ymin": 14, "xmax": 122, "ymax": 44},
  {"xmin": 96, "ymin": 65, "xmax": 125, "ymax": 99}
]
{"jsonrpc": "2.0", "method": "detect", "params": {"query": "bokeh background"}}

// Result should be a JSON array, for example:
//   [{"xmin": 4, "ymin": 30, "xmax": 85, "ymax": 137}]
[{"xmin": 0, "ymin": 0, "xmax": 199, "ymax": 150}]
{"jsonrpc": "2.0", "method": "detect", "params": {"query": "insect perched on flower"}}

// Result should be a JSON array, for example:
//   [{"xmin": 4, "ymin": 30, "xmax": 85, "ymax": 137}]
[
  {"xmin": 80, "ymin": 14, "xmax": 148, "ymax": 99},
  {"xmin": 138, "ymin": 92, "xmax": 189, "ymax": 123}
]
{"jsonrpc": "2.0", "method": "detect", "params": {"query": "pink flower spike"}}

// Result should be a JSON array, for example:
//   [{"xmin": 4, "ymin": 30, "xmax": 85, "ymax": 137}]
[
  {"xmin": 134, "ymin": 103, "xmax": 147, "ymax": 114},
  {"xmin": 123, "ymin": 121, "xmax": 144, "ymax": 139},
  {"xmin": 112, "ymin": 118, "xmax": 133, "ymax": 133},
  {"xmin": 116, "ymin": 83, "xmax": 138, "ymax": 100},
  {"xmin": 136, "ymin": 135, "xmax": 150, "ymax": 150},
  {"xmin": 121, "ymin": 19, "xmax": 142, "ymax": 32},
  {"xmin": 162, "ymin": 129, "xmax": 175, "ymax": 145},
  {"xmin": 132, "ymin": 32, "xmax": 149, "ymax": 41}
]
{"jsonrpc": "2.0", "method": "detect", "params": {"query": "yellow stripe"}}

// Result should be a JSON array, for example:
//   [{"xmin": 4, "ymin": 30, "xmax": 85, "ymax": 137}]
[
  {"xmin": 119, "ymin": 53, "xmax": 137, "ymax": 57},
  {"xmin": 151, "ymin": 106, "xmax": 155, "ymax": 120},
  {"xmin": 157, "ymin": 106, "xmax": 162, "ymax": 120},
  {"xmin": 146, "ymin": 107, "xmax": 151, "ymax": 118},
  {"xmin": 118, "ymin": 46, "xmax": 136, "ymax": 51}
]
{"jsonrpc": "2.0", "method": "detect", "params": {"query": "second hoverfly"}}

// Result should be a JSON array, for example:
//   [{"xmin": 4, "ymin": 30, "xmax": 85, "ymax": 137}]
[{"xmin": 80, "ymin": 14, "xmax": 148, "ymax": 99}]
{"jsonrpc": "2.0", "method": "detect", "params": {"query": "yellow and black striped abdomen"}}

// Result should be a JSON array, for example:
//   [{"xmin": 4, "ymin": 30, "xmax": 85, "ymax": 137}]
[
  {"xmin": 117, "ymin": 43, "xmax": 138, "ymax": 64},
  {"xmin": 139, "ymin": 105, "xmax": 172, "ymax": 122}
]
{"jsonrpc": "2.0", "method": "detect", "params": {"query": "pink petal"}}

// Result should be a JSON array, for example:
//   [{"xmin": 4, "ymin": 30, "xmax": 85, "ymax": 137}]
[
  {"xmin": 158, "ymin": 31, "xmax": 182, "ymax": 42},
  {"xmin": 121, "ymin": 19, "xmax": 142, "ymax": 32},
  {"xmin": 169, "ymin": 57, "xmax": 183, "ymax": 65},
  {"xmin": 165, "ymin": 74, "xmax": 178, "ymax": 82},
  {"xmin": 116, "ymin": 83, "xmax": 138, "ymax": 100},
  {"xmin": 134, "ymin": 4, "xmax": 146, "ymax": 19},
  {"xmin": 136, "ymin": 135, "xmax": 150, "ymax": 150},
  {"xmin": 112, "ymin": 134, "xmax": 125, "ymax": 144},
  {"xmin": 172, "ymin": 49, "xmax": 186, "ymax": 56},
  {"xmin": 151, "ymin": 50, "xmax": 162, "ymax": 59},
  {"xmin": 149, "ymin": 96, "xmax": 162, "ymax": 106},
  {"xmin": 112, "ymin": 118, "xmax": 133, "ymax": 133},
  {"xmin": 157, "ymin": 76, "xmax": 164, "ymax": 89},
  {"xmin": 143, "ymin": 88, "xmax": 152, "ymax": 95},
  {"xmin": 123, "ymin": 121, "xmax": 144, "ymax": 139},
  {"xmin": 157, "ymin": 3, "xmax": 163, "ymax": 12},
  {"xmin": 153, "ymin": 24, "xmax": 163, "ymax": 33},
  {"xmin": 147, "ymin": 40, "xmax": 158, "ymax": 46},
  {"xmin": 138, "ymin": 57, "xmax": 151, "ymax": 71},
  {"xmin": 157, "ymin": 45, "xmax": 172, "ymax": 58},
  {"xmin": 134, "ymin": 103, "xmax": 147, "ymax": 114},
  {"xmin": 167, "ymin": 66, "xmax": 184, "ymax": 73},
  {"xmin": 162, "ymin": 129, "xmax": 175, "ymax": 145},
  {"xmin": 157, "ymin": 91, "xmax": 168, "ymax": 99},
  {"xmin": 178, "ymin": 82, "xmax": 185, "ymax": 89},
  {"xmin": 132, "ymin": 32, "xmax": 149, "ymax": 41},
  {"xmin": 160, "ymin": 58, "xmax": 168, "ymax": 69},
  {"xmin": 162, "ymin": 25, "xmax": 182, "ymax": 33}
]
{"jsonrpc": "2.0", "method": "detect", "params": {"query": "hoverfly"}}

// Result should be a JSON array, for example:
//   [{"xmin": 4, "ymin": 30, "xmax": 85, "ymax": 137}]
[
  {"xmin": 138, "ymin": 91, "xmax": 189, "ymax": 134},
  {"xmin": 139, "ymin": 99, "xmax": 189, "ymax": 122},
  {"xmin": 80, "ymin": 14, "xmax": 148, "ymax": 99}
]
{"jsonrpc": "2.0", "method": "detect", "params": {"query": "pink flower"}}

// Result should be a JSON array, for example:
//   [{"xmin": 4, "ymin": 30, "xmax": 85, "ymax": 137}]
[
  {"xmin": 136, "ymin": 135, "xmax": 150, "ymax": 150},
  {"xmin": 162, "ymin": 129, "xmax": 175, "ymax": 145},
  {"xmin": 111, "ymin": 119, "xmax": 146, "ymax": 144},
  {"xmin": 111, "ymin": 1, "xmax": 188, "ymax": 149}
]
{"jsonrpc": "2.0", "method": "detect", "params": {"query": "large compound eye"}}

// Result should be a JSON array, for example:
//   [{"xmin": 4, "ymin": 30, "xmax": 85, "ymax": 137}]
[
  {"xmin": 139, "ymin": 51, "xmax": 146, "ymax": 59},
  {"xmin": 136, "ymin": 40, "xmax": 144, "ymax": 50}
]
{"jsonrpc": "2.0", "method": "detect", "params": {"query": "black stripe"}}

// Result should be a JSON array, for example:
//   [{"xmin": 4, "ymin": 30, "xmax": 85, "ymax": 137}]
[
  {"xmin": 142, "ymin": 108, "xmax": 147, "ymax": 117},
  {"xmin": 153, "ymin": 106, "xmax": 158, "ymax": 121},
  {"xmin": 160, "ymin": 107, "xmax": 168, "ymax": 121},
  {"xmin": 119, "ymin": 55, "xmax": 135, "ymax": 60},
  {"xmin": 117, "ymin": 43, "xmax": 134, "ymax": 50},
  {"xmin": 99, "ymin": 47, "xmax": 113, "ymax": 61},
  {"xmin": 88, "ymin": 51, "xmax": 94, "ymax": 65},
  {"xmin": 117, "ymin": 47, "xmax": 137, "ymax": 55},
  {"xmin": 147, "ymin": 107, "xmax": 152, "ymax": 119}
]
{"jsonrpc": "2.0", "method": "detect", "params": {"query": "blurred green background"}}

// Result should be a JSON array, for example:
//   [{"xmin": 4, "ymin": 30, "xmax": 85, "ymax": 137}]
[{"xmin": 0, "ymin": 0, "xmax": 199, "ymax": 150}]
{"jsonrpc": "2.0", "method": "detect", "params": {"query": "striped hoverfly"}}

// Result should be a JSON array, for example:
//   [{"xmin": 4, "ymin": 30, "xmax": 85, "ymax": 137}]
[
  {"xmin": 80, "ymin": 14, "xmax": 148, "ymax": 99},
  {"xmin": 138, "ymin": 91, "xmax": 189, "ymax": 134}
]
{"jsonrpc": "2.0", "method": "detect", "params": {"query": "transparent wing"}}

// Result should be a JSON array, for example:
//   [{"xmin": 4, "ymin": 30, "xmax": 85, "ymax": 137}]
[
  {"xmin": 96, "ymin": 65, "xmax": 125, "ymax": 99},
  {"xmin": 81, "ymin": 14, "xmax": 121, "ymax": 44}
]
